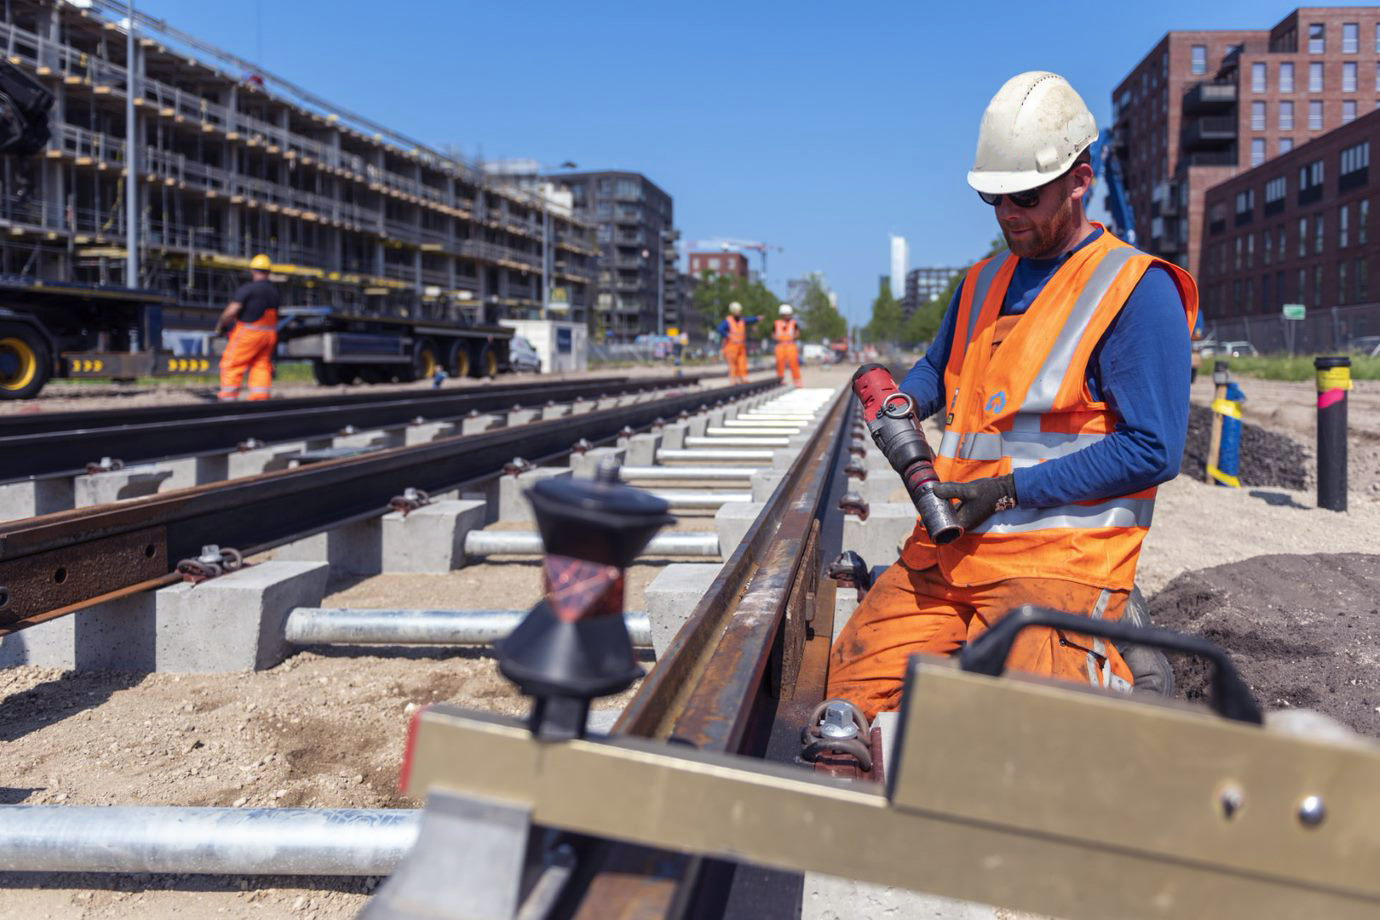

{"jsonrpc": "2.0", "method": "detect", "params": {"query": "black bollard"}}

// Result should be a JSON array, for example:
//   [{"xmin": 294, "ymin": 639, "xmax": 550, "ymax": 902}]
[{"xmin": 1314, "ymin": 356, "xmax": 1351, "ymax": 512}]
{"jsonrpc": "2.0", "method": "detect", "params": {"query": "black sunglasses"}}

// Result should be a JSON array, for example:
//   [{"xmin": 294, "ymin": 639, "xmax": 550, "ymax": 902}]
[{"xmin": 977, "ymin": 186, "xmax": 1043, "ymax": 209}]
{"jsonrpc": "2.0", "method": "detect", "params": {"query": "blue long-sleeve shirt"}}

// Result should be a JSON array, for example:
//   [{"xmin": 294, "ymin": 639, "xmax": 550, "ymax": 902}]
[
  {"xmin": 901, "ymin": 227, "xmax": 1190, "ymax": 508},
  {"xmin": 715, "ymin": 314, "xmax": 761, "ymax": 338}
]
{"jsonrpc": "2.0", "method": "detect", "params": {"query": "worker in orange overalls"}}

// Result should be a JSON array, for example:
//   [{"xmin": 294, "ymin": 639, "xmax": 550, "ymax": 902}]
[
  {"xmin": 772, "ymin": 303, "xmax": 802, "ymax": 386},
  {"xmin": 715, "ymin": 301, "xmax": 760, "ymax": 383},
  {"xmin": 215, "ymin": 253, "xmax": 281, "ymax": 401},
  {"xmin": 828, "ymin": 71, "xmax": 1197, "ymax": 719}
]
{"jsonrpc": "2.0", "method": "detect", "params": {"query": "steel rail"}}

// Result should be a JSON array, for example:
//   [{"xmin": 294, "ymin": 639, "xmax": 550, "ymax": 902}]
[
  {"xmin": 0, "ymin": 379, "xmax": 776, "ymax": 633},
  {"xmin": 0, "ymin": 374, "xmax": 712, "ymax": 482},
  {"xmin": 551, "ymin": 385, "xmax": 854, "ymax": 917}
]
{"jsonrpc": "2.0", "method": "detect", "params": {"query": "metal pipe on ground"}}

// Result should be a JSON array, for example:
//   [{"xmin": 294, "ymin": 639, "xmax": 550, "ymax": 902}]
[
  {"xmin": 618, "ymin": 466, "xmax": 758, "ymax": 481},
  {"xmin": 719, "ymin": 419, "xmax": 804, "ymax": 428},
  {"xmin": 464, "ymin": 530, "xmax": 720, "ymax": 558},
  {"xmin": 657, "ymin": 449, "xmax": 774, "ymax": 462},
  {"xmin": 683, "ymin": 436, "xmax": 789, "ymax": 448},
  {"xmin": 647, "ymin": 491, "xmax": 752, "ymax": 509},
  {"xmin": 285, "ymin": 608, "xmax": 652, "ymax": 647},
  {"xmin": 0, "ymin": 806, "xmax": 418, "ymax": 875},
  {"xmin": 704, "ymin": 427, "xmax": 801, "ymax": 437}
]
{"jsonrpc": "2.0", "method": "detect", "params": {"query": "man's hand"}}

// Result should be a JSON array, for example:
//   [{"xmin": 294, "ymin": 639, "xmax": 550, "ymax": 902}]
[{"xmin": 932, "ymin": 474, "xmax": 1018, "ymax": 532}]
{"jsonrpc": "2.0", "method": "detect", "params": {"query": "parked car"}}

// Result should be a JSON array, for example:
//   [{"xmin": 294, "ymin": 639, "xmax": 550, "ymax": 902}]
[
  {"xmin": 509, "ymin": 336, "xmax": 542, "ymax": 373},
  {"xmin": 1349, "ymin": 335, "xmax": 1380, "ymax": 357},
  {"xmin": 1218, "ymin": 340, "xmax": 1258, "ymax": 357}
]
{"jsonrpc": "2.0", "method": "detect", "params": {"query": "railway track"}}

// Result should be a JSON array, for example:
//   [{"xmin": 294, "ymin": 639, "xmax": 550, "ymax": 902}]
[{"xmin": 0, "ymin": 373, "xmax": 710, "ymax": 482}]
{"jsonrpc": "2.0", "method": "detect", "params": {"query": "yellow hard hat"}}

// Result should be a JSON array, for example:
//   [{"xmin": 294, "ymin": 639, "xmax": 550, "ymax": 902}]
[{"xmin": 249, "ymin": 254, "xmax": 272, "ymax": 271}]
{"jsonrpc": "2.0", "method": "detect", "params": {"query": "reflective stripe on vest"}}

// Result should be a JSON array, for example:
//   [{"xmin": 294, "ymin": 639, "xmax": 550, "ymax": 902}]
[
  {"xmin": 937, "ymin": 424, "xmax": 1106, "ymax": 466},
  {"xmin": 774, "ymin": 318, "xmax": 796, "ymax": 343},
  {"xmin": 960, "ymin": 252, "xmax": 1013, "ymax": 353},
  {"xmin": 967, "ymin": 497, "xmax": 1155, "ymax": 535},
  {"xmin": 726, "ymin": 316, "xmax": 746, "ymax": 345}
]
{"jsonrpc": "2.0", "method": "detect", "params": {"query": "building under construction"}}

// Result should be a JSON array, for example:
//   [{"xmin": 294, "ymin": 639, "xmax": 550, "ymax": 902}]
[{"xmin": 0, "ymin": 0, "xmax": 597, "ymax": 327}]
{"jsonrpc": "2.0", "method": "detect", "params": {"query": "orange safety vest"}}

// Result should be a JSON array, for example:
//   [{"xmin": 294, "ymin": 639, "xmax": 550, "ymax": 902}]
[
  {"xmin": 900, "ymin": 226, "xmax": 1198, "ymax": 590},
  {"xmin": 773, "ymin": 317, "xmax": 797, "ymax": 344},
  {"xmin": 725, "ymin": 315, "xmax": 747, "ymax": 346}
]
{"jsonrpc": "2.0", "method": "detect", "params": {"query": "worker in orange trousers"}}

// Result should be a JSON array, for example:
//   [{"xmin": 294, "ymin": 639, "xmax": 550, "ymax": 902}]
[
  {"xmin": 716, "ymin": 301, "xmax": 760, "ymax": 383},
  {"xmin": 215, "ymin": 253, "xmax": 281, "ymax": 401},
  {"xmin": 773, "ymin": 303, "xmax": 802, "ymax": 386}
]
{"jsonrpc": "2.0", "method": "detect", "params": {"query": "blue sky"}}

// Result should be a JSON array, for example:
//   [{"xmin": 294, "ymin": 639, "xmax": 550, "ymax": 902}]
[{"xmin": 141, "ymin": 0, "xmax": 1296, "ymax": 326}]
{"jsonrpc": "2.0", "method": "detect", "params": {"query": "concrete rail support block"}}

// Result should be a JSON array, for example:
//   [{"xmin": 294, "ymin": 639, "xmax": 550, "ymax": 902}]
[
  {"xmin": 461, "ymin": 414, "xmax": 502, "ymax": 436},
  {"xmin": 163, "ymin": 454, "xmax": 230, "ymax": 492},
  {"xmin": 623, "ymin": 433, "xmax": 662, "ymax": 467},
  {"xmin": 334, "ymin": 429, "xmax": 402, "ymax": 451},
  {"xmin": 405, "ymin": 422, "xmax": 458, "ymax": 446},
  {"xmin": 571, "ymin": 399, "xmax": 596, "ymax": 415},
  {"xmin": 771, "ymin": 449, "xmax": 799, "ymax": 471},
  {"xmin": 570, "ymin": 447, "xmax": 626, "ymax": 479},
  {"xmin": 686, "ymin": 415, "xmax": 710, "ymax": 437},
  {"xmin": 0, "ymin": 479, "xmax": 75, "ymax": 523},
  {"xmin": 275, "ymin": 517, "xmax": 384, "ymax": 576},
  {"xmin": 506, "ymin": 408, "xmax": 540, "ymax": 427},
  {"xmin": 841, "ymin": 503, "xmax": 915, "ymax": 571},
  {"xmin": 381, "ymin": 500, "xmax": 488, "ymax": 573},
  {"xmin": 155, "ymin": 561, "xmax": 330, "ymax": 672},
  {"xmin": 645, "ymin": 563, "xmax": 723, "ymax": 659},
  {"xmin": 498, "ymin": 468, "xmax": 573, "ymax": 522},
  {"xmin": 228, "ymin": 442, "xmax": 311, "ymax": 478},
  {"xmin": 750, "ymin": 471, "xmax": 784, "ymax": 502},
  {"xmin": 660, "ymin": 423, "xmax": 690, "ymax": 450},
  {"xmin": 0, "ymin": 593, "xmax": 154, "ymax": 670},
  {"xmin": 714, "ymin": 501, "xmax": 764, "ymax": 555},
  {"xmin": 540, "ymin": 403, "xmax": 571, "ymax": 420},
  {"xmin": 74, "ymin": 465, "xmax": 175, "ymax": 507}
]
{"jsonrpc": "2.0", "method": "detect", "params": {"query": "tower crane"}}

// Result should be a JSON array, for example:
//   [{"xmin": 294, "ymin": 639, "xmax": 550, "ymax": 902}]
[{"xmin": 684, "ymin": 238, "xmax": 783, "ymax": 282}]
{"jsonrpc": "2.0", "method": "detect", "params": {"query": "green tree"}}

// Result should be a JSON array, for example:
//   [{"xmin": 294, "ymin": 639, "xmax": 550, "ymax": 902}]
[
  {"xmin": 863, "ymin": 277, "xmax": 902, "ymax": 344},
  {"xmin": 900, "ymin": 236, "xmax": 1008, "ymax": 347},
  {"xmin": 691, "ymin": 271, "xmax": 781, "ymax": 340},
  {"xmin": 799, "ymin": 276, "xmax": 846, "ymax": 341}
]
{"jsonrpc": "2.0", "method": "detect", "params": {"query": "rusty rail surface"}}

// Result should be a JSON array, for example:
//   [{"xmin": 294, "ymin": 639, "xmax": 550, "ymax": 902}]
[
  {"xmin": 0, "ymin": 379, "xmax": 776, "ymax": 634},
  {"xmin": 556, "ymin": 384, "xmax": 855, "ymax": 918}
]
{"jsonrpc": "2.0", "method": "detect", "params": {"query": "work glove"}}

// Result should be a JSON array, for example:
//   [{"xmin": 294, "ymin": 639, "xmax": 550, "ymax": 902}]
[{"xmin": 932, "ymin": 474, "xmax": 1018, "ymax": 532}]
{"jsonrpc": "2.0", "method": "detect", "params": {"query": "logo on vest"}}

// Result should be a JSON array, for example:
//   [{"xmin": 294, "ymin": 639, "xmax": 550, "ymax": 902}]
[{"xmin": 985, "ymin": 391, "xmax": 1006, "ymax": 414}]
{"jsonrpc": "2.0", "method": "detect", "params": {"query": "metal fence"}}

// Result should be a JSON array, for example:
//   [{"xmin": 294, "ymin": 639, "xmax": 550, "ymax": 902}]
[{"xmin": 1207, "ymin": 302, "xmax": 1380, "ymax": 353}]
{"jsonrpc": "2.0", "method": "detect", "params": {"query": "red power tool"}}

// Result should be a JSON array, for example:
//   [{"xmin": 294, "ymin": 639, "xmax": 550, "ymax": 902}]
[{"xmin": 851, "ymin": 363, "xmax": 963, "ymax": 545}]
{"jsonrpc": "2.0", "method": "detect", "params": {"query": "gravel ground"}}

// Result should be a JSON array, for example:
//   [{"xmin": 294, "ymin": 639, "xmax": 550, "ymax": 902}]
[{"xmin": 2, "ymin": 360, "xmax": 1378, "ymax": 917}]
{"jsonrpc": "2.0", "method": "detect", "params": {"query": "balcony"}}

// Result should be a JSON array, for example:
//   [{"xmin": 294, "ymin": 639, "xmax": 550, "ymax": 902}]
[
  {"xmin": 1182, "ymin": 81, "xmax": 1237, "ymax": 115},
  {"xmin": 1181, "ymin": 150, "xmax": 1239, "ymax": 168},
  {"xmin": 1182, "ymin": 116, "xmax": 1237, "ymax": 150}
]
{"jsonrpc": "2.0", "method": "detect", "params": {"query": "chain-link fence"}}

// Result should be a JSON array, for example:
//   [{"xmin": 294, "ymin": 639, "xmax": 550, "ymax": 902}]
[{"xmin": 1207, "ymin": 303, "xmax": 1380, "ymax": 353}]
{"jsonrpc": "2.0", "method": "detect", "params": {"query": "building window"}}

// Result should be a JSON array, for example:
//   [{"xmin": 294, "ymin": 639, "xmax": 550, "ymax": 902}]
[
  {"xmin": 1235, "ymin": 189, "xmax": 1254, "ymax": 225},
  {"xmin": 1376, "ymin": 22, "xmax": 1380, "ymax": 52},
  {"xmin": 1316, "ymin": 214, "xmax": 1326, "ymax": 254},
  {"xmin": 1279, "ymin": 225, "xmax": 1288, "ymax": 261},
  {"xmin": 1341, "ymin": 204, "xmax": 1350, "ymax": 247},
  {"xmin": 1344, "ymin": 22, "xmax": 1360, "ymax": 53},
  {"xmin": 1191, "ymin": 44, "xmax": 1207, "ymax": 75},
  {"xmin": 1299, "ymin": 268, "xmax": 1308, "ymax": 303},
  {"xmin": 1251, "ymin": 100, "xmax": 1267, "ymax": 130},
  {"xmin": 1265, "ymin": 227, "xmax": 1274, "ymax": 264},
  {"xmin": 1281, "ymin": 61, "xmax": 1295, "ymax": 92},
  {"xmin": 1309, "ymin": 99, "xmax": 1324, "ymax": 130},
  {"xmin": 1361, "ymin": 199, "xmax": 1370, "ymax": 244},
  {"xmin": 1340, "ymin": 263, "xmax": 1349, "ymax": 304},
  {"xmin": 1359, "ymin": 258, "xmax": 1369, "ymax": 299},
  {"xmin": 1266, "ymin": 175, "xmax": 1288, "ymax": 215},
  {"xmin": 1252, "ymin": 61, "xmax": 1267, "ymax": 92},
  {"xmin": 1251, "ymin": 138, "xmax": 1266, "ymax": 166},
  {"xmin": 1247, "ymin": 233, "xmax": 1255, "ymax": 268},
  {"xmin": 1340, "ymin": 141, "xmax": 1370, "ymax": 191},
  {"xmin": 1344, "ymin": 61, "xmax": 1358, "ymax": 92},
  {"xmin": 1279, "ymin": 100, "xmax": 1294, "ymax": 130},
  {"xmin": 1309, "ymin": 22, "xmax": 1325, "ymax": 54},
  {"xmin": 1263, "ymin": 273, "xmax": 1271, "ymax": 307},
  {"xmin": 1280, "ymin": 138, "xmax": 1294, "ymax": 154},
  {"xmin": 1344, "ymin": 100, "xmax": 1358, "ymax": 124},
  {"xmin": 1315, "ymin": 265, "xmax": 1324, "ymax": 304},
  {"xmin": 1299, "ymin": 217, "xmax": 1308, "ymax": 257},
  {"xmin": 1309, "ymin": 61, "xmax": 1324, "ymax": 92},
  {"xmin": 1235, "ymin": 236, "xmax": 1242, "ymax": 269}
]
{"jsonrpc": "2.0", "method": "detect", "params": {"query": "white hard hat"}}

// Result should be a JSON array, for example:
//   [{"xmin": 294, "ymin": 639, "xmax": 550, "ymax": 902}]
[
  {"xmin": 729, "ymin": 301, "xmax": 742, "ymax": 315},
  {"xmin": 968, "ymin": 71, "xmax": 1097, "ymax": 196},
  {"xmin": 778, "ymin": 304, "xmax": 793, "ymax": 315}
]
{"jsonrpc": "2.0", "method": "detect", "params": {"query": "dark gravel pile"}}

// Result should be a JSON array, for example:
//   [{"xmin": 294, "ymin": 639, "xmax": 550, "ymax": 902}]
[
  {"xmin": 1150, "ymin": 553, "xmax": 1380, "ymax": 735},
  {"xmin": 1181, "ymin": 403, "xmax": 1309, "ymax": 490}
]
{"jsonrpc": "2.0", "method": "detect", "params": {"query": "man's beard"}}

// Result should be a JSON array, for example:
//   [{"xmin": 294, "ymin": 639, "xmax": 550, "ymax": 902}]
[{"xmin": 1001, "ymin": 195, "xmax": 1077, "ymax": 259}]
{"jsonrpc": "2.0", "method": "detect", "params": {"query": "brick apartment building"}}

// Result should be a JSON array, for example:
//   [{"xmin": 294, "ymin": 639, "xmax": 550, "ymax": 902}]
[
  {"xmin": 688, "ymin": 250, "xmax": 749, "ymax": 280},
  {"xmin": 1200, "ymin": 105, "xmax": 1380, "ymax": 351},
  {"xmin": 1114, "ymin": 8, "xmax": 1380, "ymax": 280},
  {"xmin": 902, "ymin": 267, "xmax": 963, "ymax": 318}
]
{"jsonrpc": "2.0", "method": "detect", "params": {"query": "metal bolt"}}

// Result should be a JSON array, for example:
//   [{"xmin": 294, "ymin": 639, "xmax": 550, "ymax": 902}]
[
  {"xmin": 819, "ymin": 702, "xmax": 859, "ymax": 741},
  {"xmin": 197, "ymin": 544, "xmax": 223, "ymax": 565},
  {"xmin": 1298, "ymin": 795, "xmax": 1326, "ymax": 827},
  {"xmin": 1218, "ymin": 784, "xmax": 1244, "ymax": 820}
]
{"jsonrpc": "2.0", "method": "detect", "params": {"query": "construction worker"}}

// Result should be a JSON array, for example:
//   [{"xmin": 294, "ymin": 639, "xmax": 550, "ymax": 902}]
[
  {"xmin": 716, "ymin": 301, "xmax": 760, "ymax": 383},
  {"xmin": 773, "ymin": 303, "xmax": 802, "ymax": 386},
  {"xmin": 828, "ymin": 72, "xmax": 1198, "ymax": 719},
  {"xmin": 214, "ymin": 254, "xmax": 281, "ymax": 401}
]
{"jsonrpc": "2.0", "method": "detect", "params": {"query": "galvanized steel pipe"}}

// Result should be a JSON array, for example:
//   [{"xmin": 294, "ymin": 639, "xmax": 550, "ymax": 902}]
[
  {"xmin": 618, "ymin": 465, "xmax": 759, "ymax": 481},
  {"xmin": 465, "ymin": 530, "xmax": 719, "ymax": 558},
  {"xmin": 285, "ymin": 608, "xmax": 651, "ymax": 647},
  {"xmin": 657, "ymin": 448, "xmax": 775, "ymax": 462},
  {"xmin": 0, "ymin": 806, "xmax": 418, "ymax": 875},
  {"xmin": 720, "ymin": 419, "xmax": 804, "ymax": 428},
  {"xmin": 705, "ymin": 426, "xmax": 801, "ymax": 437},
  {"xmin": 648, "ymin": 491, "xmax": 752, "ymax": 509},
  {"xmin": 684, "ymin": 436, "xmax": 789, "ymax": 448}
]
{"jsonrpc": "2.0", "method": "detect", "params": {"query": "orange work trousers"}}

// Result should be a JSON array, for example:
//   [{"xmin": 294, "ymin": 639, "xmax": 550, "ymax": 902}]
[
  {"xmin": 828, "ymin": 559, "xmax": 1133, "ymax": 720},
  {"xmin": 774, "ymin": 343, "xmax": 801, "ymax": 385},
  {"xmin": 721, "ymin": 343, "xmax": 748, "ymax": 382},
  {"xmin": 219, "ymin": 324, "xmax": 277, "ymax": 401}
]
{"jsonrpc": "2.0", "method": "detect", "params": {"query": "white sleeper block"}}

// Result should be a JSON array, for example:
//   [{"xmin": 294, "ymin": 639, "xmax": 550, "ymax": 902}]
[
  {"xmin": 275, "ymin": 517, "xmax": 383, "ymax": 576},
  {"xmin": 334, "ymin": 429, "xmax": 401, "ymax": 450},
  {"xmin": 645, "ymin": 563, "xmax": 722, "ymax": 659},
  {"xmin": 841, "ymin": 503, "xmax": 915, "ymax": 571},
  {"xmin": 540, "ymin": 403, "xmax": 571, "ymax": 420},
  {"xmin": 154, "ymin": 561, "xmax": 329, "ymax": 672},
  {"xmin": 624, "ymin": 433, "xmax": 662, "ymax": 467},
  {"xmin": 750, "ymin": 471, "xmax": 784, "ymax": 501},
  {"xmin": 498, "ymin": 468, "xmax": 573, "ymax": 522},
  {"xmin": 228, "ymin": 442, "xmax": 310, "ymax": 478},
  {"xmin": 163, "ymin": 454, "xmax": 230, "ymax": 492},
  {"xmin": 406, "ymin": 422, "xmax": 459, "ymax": 446},
  {"xmin": 74, "ymin": 465, "xmax": 175, "ymax": 507},
  {"xmin": 381, "ymin": 500, "xmax": 488, "ymax": 573},
  {"xmin": 0, "ymin": 593, "xmax": 156, "ymax": 670},
  {"xmin": 461, "ymin": 414, "xmax": 502, "ymax": 435},
  {"xmin": 570, "ymin": 447, "xmax": 627, "ymax": 479},
  {"xmin": 660, "ymin": 423, "xmax": 690, "ymax": 450},
  {"xmin": 0, "ymin": 478, "xmax": 75, "ymax": 523},
  {"xmin": 714, "ymin": 501, "xmax": 763, "ymax": 555},
  {"xmin": 506, "ymin": 408, "xmax": 540, "ymax": 426}
]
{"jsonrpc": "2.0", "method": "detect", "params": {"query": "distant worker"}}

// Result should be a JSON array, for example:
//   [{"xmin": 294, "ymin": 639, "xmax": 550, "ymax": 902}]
[
  {"xmin": 716, "ymin": 301, "xmax": 760, "ymax": 384},
  {"xmin": 773, "ymin": 303, "xmax": 802, "ymax": 386},
  {"xmin": 828, "ymin": 71, "xmax": 1197, "ymax": 719},
  {"xmin": 214, "ymin": 253, "xmax": 281, "ymax": 401}
]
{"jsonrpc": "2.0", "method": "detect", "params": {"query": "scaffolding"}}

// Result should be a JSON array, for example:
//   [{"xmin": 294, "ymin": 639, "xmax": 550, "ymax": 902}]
[{"xmin": 0, "ymin": 0, "xmax": 599, "ymax": 325}]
